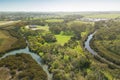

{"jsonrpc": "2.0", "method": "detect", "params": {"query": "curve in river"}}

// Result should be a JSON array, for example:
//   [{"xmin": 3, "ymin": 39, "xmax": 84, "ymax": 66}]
[
  {"xmin": 0, "ymin": 45, "xmax": 52, "ymax": 80},
  {"xmin": 85, "ymin": 31, "xmax": 120, "ymax": 69}
]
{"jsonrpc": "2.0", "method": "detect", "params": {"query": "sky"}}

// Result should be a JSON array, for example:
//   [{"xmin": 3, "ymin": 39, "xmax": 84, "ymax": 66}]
[{"xmin": 0, "ymin": 0, "xmax": 120, "ymax": 12}]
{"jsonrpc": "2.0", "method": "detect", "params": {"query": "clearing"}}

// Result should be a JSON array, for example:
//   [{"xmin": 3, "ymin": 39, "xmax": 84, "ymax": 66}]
[{"xmin": 55, "ymin": 34, "xmax": 71, "ymax": 45}]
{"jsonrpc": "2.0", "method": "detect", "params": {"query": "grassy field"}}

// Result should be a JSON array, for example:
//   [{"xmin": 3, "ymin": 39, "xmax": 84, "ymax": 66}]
[
  {"xmin": 55, "ymin": 34, "xmax": 71, "ymax": 45},
  {"xmin": 45, "ymin": 19, "xmax": 64, "ymax": 23},
  {"xmin": 0, "ymin": 21, "xmax": 8, "ymax": 24},
  {"xmin": 82, "ymin": 13, "xmax": 120, "ymax": 19},
  {"xmin": 0, "ymin": 21, "xmax": 26, "ymax": 54},
  {"xmin": 36, "ymin": 25, "xmax": 49, "ymax": 31},
  {"xmin": 67, "ymin": 20, "xmax": 94, "ymax": 26},
  {"xmin": 0, "ymin": 21, "xmax": 20, "ymax": 27},
  {"xmin": 0, "ymin": 30, "xmax": 17, "ymax": 53}
]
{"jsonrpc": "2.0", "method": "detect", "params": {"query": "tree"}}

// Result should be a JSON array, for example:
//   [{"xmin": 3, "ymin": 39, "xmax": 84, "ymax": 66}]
[
  {"xmin": 42, "ymin": 33, "xmax": 56, "ymax": 43},
  {"xmin": 49, "ymin": 26, "xmax": 61, "ymax": 34}
]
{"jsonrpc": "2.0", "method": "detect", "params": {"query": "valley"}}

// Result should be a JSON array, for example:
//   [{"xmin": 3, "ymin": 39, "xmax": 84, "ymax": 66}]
[{"xmin": 0, "ymin": 12, "xmax": 120, "ymax": 80}]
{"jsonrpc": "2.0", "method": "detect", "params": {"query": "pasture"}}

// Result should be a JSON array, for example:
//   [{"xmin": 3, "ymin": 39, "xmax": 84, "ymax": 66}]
[{"xmin": 55, "ymin": 34, "xmax": 71, "ymax": 45}]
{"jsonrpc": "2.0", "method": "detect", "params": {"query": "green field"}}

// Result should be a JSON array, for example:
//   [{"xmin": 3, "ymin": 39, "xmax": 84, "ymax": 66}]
[
  {"xmin": 45, "ymin": 19, "xmax": 64, "ymax": 23},
  {"xmin": 67, "ymin": 20, "xmax": 94, "ymax": 26},
  {"xmin": 82, "ymin": 13, "xmax": 120, "ymax": 18},
  {"xmin": 55, "ymin": 34, "xmax": 71, "ymax": 45},
  {"xmin": 36, "ymin": 25, "xmax": 49, "ymax": 31},
  {"xmin": 81, "ymin": 31, "xmax": 88, "ymax": 38}
]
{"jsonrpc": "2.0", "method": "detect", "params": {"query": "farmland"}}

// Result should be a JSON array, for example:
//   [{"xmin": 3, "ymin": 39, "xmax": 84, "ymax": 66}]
[{"xmin": 82, "ymin": 13, "xmax": 120, "ymax": 18}]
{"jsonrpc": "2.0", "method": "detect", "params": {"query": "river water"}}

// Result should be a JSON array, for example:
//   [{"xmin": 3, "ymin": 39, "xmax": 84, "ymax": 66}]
[
  {"xmin": 84, "ymin": 31, "xmax": 120, "ymax": 68},
  {"xmin": 0, "ymin": 45, "xmax": 52, "ymax": 80},
  {"xmin": 1, "ymin": 30, "xmax": 119, "ymax": 80},
  {"xmin": 84, "ymin": 31, "xmax": 97, "ymax": 55}
]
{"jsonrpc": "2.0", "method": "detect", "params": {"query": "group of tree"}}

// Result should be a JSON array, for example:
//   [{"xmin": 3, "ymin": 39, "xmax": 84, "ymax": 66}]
[
  {"xmin": 0, "ymin": 54, "xmax": 47, "ymax": 80},
  {"xmin": 92, "ymin": 20, "xmax": 120, "ymax": 65}
]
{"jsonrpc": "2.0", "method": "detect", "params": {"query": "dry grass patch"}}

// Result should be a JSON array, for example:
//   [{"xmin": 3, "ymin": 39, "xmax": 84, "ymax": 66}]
[{"xmin": 0, "ymin": 30, "xmax": 17, "ymax": 53}]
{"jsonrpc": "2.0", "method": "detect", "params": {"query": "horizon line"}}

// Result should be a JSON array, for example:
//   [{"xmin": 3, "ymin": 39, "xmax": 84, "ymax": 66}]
[{"xmin": 0, "ymin": 11, "xmax": 120, "ymax": 13}]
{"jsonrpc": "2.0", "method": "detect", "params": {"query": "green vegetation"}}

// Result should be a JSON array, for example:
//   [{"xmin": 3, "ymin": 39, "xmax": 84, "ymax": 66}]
[
  {"xmin": 36, "ymin": 25, "xmax": 49, "ymax": 31},
  {"xmin": 103, "ymin": 71, "xmax": 113, "ymax": 80},
  {"xmin": 45, "ymin": 19, "xmax": 64, "ymax": 23},
  {"xmin": 55, "ymin": 34, "xmax": 71, "ymax": 45},
  {"xmin": 0, "ymin": 54, "xmax": 47, "ymax": 80},
  {"xmin": 67, "ymin": 20, "xmax": 94, "ymax": 26},
  {"xmin": 82, "ymin": 13, "xmax": 120, "ymax": 18},
  {"xmin": 91, "ymin": 20, "xmax": 120, "ymax": 65},
  {"xmin": 0, "ymin": 12, "xmax": 120, "ymax": 80},
  {"xmin": 0, "ymin": 21, "xmax": 9, "ymax": 25},
  {"xmin": 0, "ymin": 30, "xmax": 17, "ymax": 53},
  {"xmin": 22, "ymin": 18, "xmax": 117, "ymax": 80},
  {"xmin": 42, "ymin": 33, "xmax": 57, "ymax": 43},
  {"xmin": 0, "ymin": 22, "xmax": 26, "ymax": 55}
]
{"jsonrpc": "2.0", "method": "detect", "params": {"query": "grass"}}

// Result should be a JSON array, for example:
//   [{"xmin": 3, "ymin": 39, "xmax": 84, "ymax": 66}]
[
  {"xmin": 102, "ymin": 71, "xmax": 113, "ymax": 80},
  {"xmin": 74, "ymin": 45, "xmax": 85, "ymax": 56},
  {"xmin": 0, "ymin": 67, "xmax": 11, "ymax": 80},
  {"xmin": 0, "ymin": 31, "xmax": 9, "ymax": 38},
  {"xmin": 0, "ymin": 39, "xmax": 4, "ymax": 45},
  {"xmin": 0, "ymin": 21, "xmax": 8, "ymax": 24},
  {"xmin": 0, "ymin": 22, "xmax": 26, "ymax": 54},
  {"xmin": 81, "ymin": 32, "xmax": 88, "ymax": 38},
  {"xmin": 83, "ymin": 13, "xmax": 120, "ymax": 19},
  {"xmin": 0, "ymin": 21, "xmax": 20, "ymax": 27},
  {"xmin": 45, "ymin": 19, "xmax": 64, "ymax": 23},
  {"xmin": 0, "ymin": 30, "xmax": 17, "ymax": 53},
  {"xmin": 55, "ymin": 34, "xmax": 71, "ymax": 45},
  {"xmin": 67, "ymin": 20, "xmax": 94, "ymax": 26},
  {"xmin": 36, "ymin": 25, "xmax": 49, "ymax": 31}
]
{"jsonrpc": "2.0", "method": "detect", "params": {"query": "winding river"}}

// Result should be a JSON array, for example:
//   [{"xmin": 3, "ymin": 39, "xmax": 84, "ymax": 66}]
[
  {"xmin": 0, "ymin": 30, "xmax": 120, "ymax": 80},
  {"xmin": 85, "ymin": 31, "xmax": 120, "ymax": 68},
  {"xmin": 0, "ymin": 42, "xmax": 53, "ymax": 80},
  {"xmin": 85, "ymin": 31, "xmax": 97, "ymax": 55}
]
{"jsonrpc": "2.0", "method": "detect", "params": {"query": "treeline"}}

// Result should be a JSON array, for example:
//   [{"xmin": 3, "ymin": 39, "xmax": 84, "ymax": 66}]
[{"xmin": 92, "ymin": 20, "xmax": 120, "ymax": 65}]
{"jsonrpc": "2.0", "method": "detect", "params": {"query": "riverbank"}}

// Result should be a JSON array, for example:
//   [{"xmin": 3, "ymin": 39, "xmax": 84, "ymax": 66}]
[
  {"xmin": 84, "ymin": 32, "xmax": 120, "ymax": 69},
  {"xmin": 0, "ymin": 44, "xmax": 52, "ymax": 80}
]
